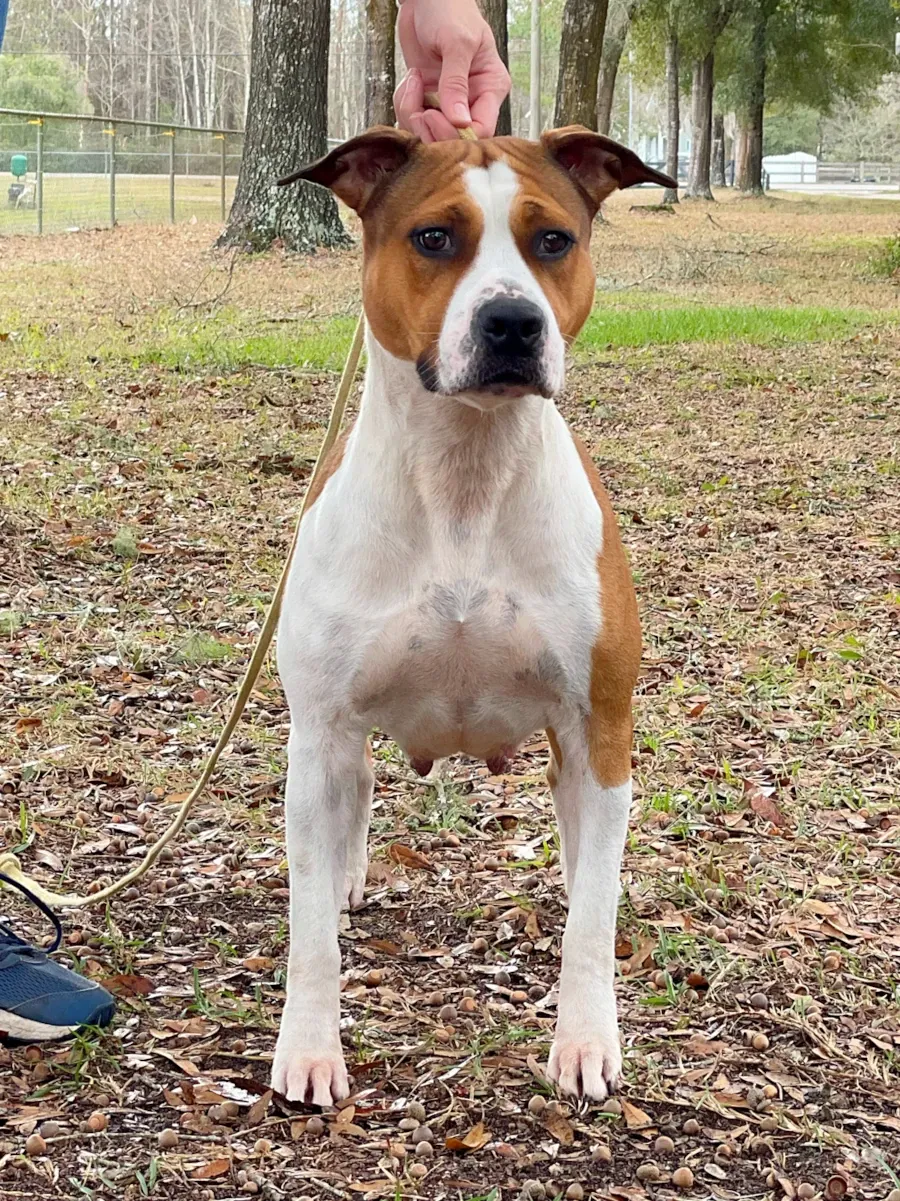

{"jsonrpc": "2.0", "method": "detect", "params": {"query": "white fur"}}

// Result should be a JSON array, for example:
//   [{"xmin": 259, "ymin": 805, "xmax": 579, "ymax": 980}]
[
  {"xmin": 435, "ymin": 160, "xmax": 566, "ymax": 401},
  {"xmin": 271, "ymin": 162, "xmax": 632, "ymax": 1105}
]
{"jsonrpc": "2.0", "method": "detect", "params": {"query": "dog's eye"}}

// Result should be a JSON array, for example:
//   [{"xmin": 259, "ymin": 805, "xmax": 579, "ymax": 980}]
[
  {"xmin": 535, "ymin": 230, "xmax": 574, "ymax": 260},
  {"xmin": 413, "ymin": 228, "xmax": 454, "ymax": 257}
]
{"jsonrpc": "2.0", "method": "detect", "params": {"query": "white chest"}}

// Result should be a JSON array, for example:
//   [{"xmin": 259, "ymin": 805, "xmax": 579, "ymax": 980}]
[{"xmin": 277, "ymin": 351, "xmax": 604, "ymax": 765}]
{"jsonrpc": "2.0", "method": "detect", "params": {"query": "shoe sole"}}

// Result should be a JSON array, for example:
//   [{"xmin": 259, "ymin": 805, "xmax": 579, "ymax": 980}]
[{"xmin": 0, "ymin": 1009, "xmax": 80, "ymax": 1041}]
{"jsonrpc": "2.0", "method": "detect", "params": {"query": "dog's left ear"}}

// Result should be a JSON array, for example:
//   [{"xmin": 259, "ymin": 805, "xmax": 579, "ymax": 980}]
[
  {"xmin": 278, "ymin": 127, "xmax": 417, "ymax": 215},
  {"xmin": 543, "ymin": 126, "xmax": 677, "ymax": 216}
]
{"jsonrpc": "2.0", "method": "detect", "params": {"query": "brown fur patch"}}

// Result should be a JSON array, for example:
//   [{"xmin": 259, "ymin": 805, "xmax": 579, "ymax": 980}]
[
  {"xmin": 303, "ymin": 429, "xmax": 351, "ymax": 512},
  {"xmin": 546, "ymin": 725, "xmax": 564, "ymax": 791},
  {"xmin": 360, "ymin": 136, "xmax": 598, "ymax": 369},
  {"xmin": 572, "ymin": 435, "xmax": 641, "ymax": 788}
]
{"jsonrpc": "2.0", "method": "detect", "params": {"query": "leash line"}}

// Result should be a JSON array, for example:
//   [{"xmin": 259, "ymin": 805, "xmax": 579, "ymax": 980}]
[
  {"xmin": 0, "ymin": 100, "xmax": 473, "ymax": 910},
  {"xmin": 0, "ymin": 314, "xmax": 366, "ymax": 909}
]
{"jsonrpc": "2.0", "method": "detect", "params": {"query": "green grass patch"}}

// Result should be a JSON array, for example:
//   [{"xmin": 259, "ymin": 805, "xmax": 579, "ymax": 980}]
[
  {"xmin": 870, "ymin": 234, "xmax": 900, "ymax": 279},
  {"xmin": 3, "ymin": 300, "xmax": 883, "ymax": 377},
  {"xmin": 578, "ymin": 303, "xmax": 879, "ymax": 350}
]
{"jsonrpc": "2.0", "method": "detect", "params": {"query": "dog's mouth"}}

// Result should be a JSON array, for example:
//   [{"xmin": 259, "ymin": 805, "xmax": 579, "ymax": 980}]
[
  {"xmin": 471, "ymin": 363, "xmax": 545, "ymax": 398},
  {"xmin": 417, "ymin": 352, "xmax": 551, "ymax": 400}
]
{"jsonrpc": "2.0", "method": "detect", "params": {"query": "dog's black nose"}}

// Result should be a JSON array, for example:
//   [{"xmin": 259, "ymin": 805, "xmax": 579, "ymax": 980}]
[{"xmin": 477, "ymin": 297, "xmax": 545, "ymax": 356}]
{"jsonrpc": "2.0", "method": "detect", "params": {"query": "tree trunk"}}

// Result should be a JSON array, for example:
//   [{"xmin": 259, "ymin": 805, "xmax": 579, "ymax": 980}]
[
  {"xmin": 554, "ymin": 0, "xmax": 610, "ymax": 129},
  {"xmin": 662, "ymin": 28, "xmax": 679, "ymax": 204},
  {"xmin": 220, "ymin": 0, "xmax": 347, "ymax": 251},
  {"xmin": 480, "ymin": 0, "xmax": 511, "ymax": 135},
  {"xmin": 684, "ymin": 52, "xmax": 714, "ymax": 200},
  {"xmin": 365, "ymin": 0, "xmax": 397, "ymax": 126},
  {"xmin": 596, "ymin": 0, "xmax": 637, "ymax": 136},
  {"xmin": 711, "ymin": 111, "xmax": 726, "ymax": 186},
  {"xmin": 735, "ymin": 3, "xmax": 766, "ymax": 194}
]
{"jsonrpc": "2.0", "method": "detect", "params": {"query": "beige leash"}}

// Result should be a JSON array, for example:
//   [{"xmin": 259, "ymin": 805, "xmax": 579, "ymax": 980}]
[
  {"xmin": 0, "ymin": 318, "xmax": 365, "ymax": 909},
  {"xmin": 0, "ymin": 98, "xmax": 476, "ymax": 911}
]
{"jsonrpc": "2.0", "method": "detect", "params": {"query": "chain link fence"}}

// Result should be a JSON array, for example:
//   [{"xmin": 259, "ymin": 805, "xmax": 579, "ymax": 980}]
[{"xmin": 0, "ymin": 109, "xmax": 243, "ymax": 236}]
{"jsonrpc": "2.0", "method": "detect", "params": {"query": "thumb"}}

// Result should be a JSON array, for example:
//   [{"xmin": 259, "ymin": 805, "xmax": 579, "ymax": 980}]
[{"xmin": 437, "ymin": 44, "xmax": 476, "ymax": 127}]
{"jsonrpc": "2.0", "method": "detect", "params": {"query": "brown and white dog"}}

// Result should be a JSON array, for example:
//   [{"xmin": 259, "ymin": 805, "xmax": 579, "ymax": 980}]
[{"xmin": 272, "ymin": 128, "xmax": 674, "ymax": 1105}]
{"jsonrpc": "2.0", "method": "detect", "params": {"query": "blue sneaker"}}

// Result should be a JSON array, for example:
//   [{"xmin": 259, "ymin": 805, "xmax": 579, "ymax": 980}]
[{"xmin": 0, "ymin": 870, "xmax": 116, "ymax": 1042}]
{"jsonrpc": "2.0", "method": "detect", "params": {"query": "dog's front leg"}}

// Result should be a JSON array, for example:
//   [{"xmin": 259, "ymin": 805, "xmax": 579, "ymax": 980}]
[
  {"xmin": 271, "ymin": 726, "xmax": 371, "ymax": 1105},
  {"xmin": 547, "ymin": 724, "xmax": 631, "ymax": 1101}
]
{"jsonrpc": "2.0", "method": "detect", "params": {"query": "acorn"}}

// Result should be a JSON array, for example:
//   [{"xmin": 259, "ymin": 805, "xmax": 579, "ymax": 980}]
[{"xmin": 636, "ymin": 1163, "xmax": 660, "ymax": 1182}]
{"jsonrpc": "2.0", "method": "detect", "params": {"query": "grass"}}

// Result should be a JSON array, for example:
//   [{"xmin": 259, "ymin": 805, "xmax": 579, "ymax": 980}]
[
  {"xmin": 0, "ymin": 172, "xmax": 236, "ymax": 236},
  {"xmin": 579, "ymin": 301, "xmax": 879, "ymax": 348},
  {"xmin": 870, "ymin": 232, "xmax": 900, "ymax": 279},
  {"xmin": 4, "ymin": 300, "xmax": 884, "ymax": 376},
  {"xmin": 1, "ymin": 194, "xmax": 899, "ymax": 1196}
]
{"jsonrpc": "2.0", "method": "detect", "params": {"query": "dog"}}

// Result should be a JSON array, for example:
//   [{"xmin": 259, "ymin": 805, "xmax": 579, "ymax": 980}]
[{"xmin": 272, "ymin": 126, "xmax": 675, "ymax": 1105}]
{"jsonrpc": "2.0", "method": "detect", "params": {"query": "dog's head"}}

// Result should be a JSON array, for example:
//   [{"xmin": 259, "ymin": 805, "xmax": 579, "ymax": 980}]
[{"xmin": 280, "ymin": 128, "xmax": 673, "ymax": 408}]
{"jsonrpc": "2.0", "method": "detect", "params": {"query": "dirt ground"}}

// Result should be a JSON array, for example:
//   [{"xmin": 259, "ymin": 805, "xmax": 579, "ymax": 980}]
[{"xmin": 1, "ymin": 191, "xmax": 899, "ymax": 1201}]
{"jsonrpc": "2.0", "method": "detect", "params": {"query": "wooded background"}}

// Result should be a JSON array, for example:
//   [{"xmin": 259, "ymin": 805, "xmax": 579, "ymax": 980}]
[{"xmin": 2, "ymin": 0, "xmax": 898, "ymax": 246}]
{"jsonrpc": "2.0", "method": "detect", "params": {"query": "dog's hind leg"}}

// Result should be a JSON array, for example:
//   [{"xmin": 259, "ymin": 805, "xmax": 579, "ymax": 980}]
[{"xmin": 271, "ymin": 723, "xmax": 368, "ymax": 1106}]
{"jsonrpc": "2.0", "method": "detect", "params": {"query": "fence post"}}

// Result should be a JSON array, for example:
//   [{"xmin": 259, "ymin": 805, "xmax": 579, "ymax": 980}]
[
  {"xmin": 34, "ymin": 117, "xmax": 43, "ymax": 234},
  {"xmin": 218, "ymin": 134, "xmax": 226, "ymax": 220},
  {"xmin": 107, "ymin": 121, "xmax": 116, "ymax": 228},
  {"xmin": 167, "ymin": 130, "xmax": 176, "ymax": 223}
]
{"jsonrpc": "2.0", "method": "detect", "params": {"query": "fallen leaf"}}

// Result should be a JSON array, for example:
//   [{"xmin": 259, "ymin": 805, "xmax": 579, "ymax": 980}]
[
  {"xmin": 34, "ymin": 848, "xmax": 63, "ymax": 872},
  {"xmin": 191, "ymin": 1159, "xmax": 231, "ymax": 1180},
  {"xmin": 541, "ymin": 1109, "xmax": 574, "ymax": 1145},
  {"xmin": 526, "ymin": 1055, "xmax": 552, "ymax": 1087},
  {"xmin": 366, "ymin": 938, "xmax": 402, "ymax": 956},
  {"xmin": 620, "ymin": 936, "xmax": 656, "ymax": 977},
  {"xmin": 683, "ymin": 1036, "xmax": 727, "ymax": 1058},
  {"xmin": 704, "ymin": 1163, "xmax": 729, "ymax": 1181},
  {"xmin": 153, "ymin": 1049, "xmax": 200, "ymax": 1076},
  {"xmin": 75, "ymin": 837, "xmax": 111, "ymax": 857},
  {"xmin": 445, "ymin": 1121, "xmax": 491, "ymax": 1152},
  {"xmin": 712, "ymin": 1090, "xmax": 749, "ymax": 1108},
  {"xmin": 387, "ymin": 843, "xmax": 432, "ymax": 870},
  {"xmin": 744, "ymin": 781, "xmax": 787, "ymax": 827},
  {"xmin": 621, "ymin": 1099, "xmax": 653, "ymax": 1129},
  {"xmin": 100, "ymin": 973, "xmax": 154, "ymax": 997},
  {"xmin": 524, "ymin": 909, "xmax": 542, "ymax": 940},
  {"xmin": 244, "ymin": 1089, "xmax": 272, "ymax": 1127}
]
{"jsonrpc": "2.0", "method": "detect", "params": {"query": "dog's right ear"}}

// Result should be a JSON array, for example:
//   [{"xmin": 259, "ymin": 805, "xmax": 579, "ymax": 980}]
[{"xmin": 277, "ymin": 127, "xmax": 417, "ymax": 215}]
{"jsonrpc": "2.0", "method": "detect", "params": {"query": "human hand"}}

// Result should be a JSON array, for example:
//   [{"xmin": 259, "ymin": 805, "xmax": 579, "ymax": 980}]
[{"xmin": 393, "ymin": 0, "xmax": 510, "ymax": 141}]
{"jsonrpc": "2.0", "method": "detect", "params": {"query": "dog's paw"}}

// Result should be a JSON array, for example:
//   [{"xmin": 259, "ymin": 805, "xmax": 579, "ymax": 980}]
[
  {"xmin": 547, "ymin": 1030, "xmax": 622, "ymax": 1101},
  {"xmin": 344, "ymin": 857, "xmax": 368, "ymax": 910},
  {"xmin": 271, "ymin": 1038, "xmax": 349, "ymax": 1105}
]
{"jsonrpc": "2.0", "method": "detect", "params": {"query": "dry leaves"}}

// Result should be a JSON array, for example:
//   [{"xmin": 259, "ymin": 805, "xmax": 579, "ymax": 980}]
[
  {"xmin": 190, "ymin": 1159, "xmax": 231, "ymax": 1180},
  {"xmin": 387, "ymin": 843, "xmax": 432, "ymax": 870},
  {"xmin": 445, "ymin": 1122, "xmax": 491, "ymax": 1152}
]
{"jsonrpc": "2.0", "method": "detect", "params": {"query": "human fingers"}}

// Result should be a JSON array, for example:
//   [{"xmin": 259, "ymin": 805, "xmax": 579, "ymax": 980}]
[{"xmin": 394, "ymin": 67, "xmax": 425, "ymax": 132}]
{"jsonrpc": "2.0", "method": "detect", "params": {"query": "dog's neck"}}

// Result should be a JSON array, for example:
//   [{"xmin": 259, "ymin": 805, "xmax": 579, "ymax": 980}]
[{"xmin": 357, "ymin": 329, "xmax": 550, "ymax": 525}]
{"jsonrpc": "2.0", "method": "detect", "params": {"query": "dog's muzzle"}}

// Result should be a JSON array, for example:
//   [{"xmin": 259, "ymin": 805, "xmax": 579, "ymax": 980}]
[
  {"xmin": 469, "ymin": 296, "xmax": 548, "ymax": 395},
  {"xmin": 418, "ymin": 295, "xmax": 551, "ymax": 399}
]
